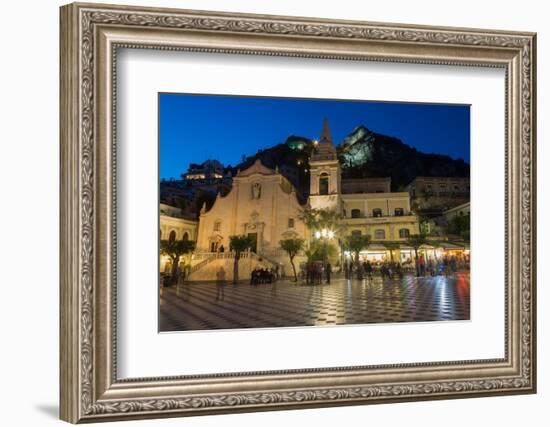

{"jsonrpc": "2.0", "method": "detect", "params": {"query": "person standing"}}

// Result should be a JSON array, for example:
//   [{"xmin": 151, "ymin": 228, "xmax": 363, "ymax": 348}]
[
  {"xmin": 325, "ymin": 262, "xmax": 332, "ymax": 284},
  {"xmin": 365, "ymin": 259, "xmax": 373, "ymax": 280},
  {"xmin": 418, "ymin": 255, "xmax": 426, "ymax": 276}
]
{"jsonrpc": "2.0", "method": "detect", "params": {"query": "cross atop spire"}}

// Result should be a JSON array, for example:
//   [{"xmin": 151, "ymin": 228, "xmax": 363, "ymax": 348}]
[{"xmin": 320, "ymin": 117, "xmax": 332, "ymax": 145}]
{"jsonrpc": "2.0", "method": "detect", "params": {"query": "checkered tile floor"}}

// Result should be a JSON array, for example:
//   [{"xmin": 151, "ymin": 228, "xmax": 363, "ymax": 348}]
[{"xmin": 159, "ymin": 272, "xmax": 470, "ymax": 332}]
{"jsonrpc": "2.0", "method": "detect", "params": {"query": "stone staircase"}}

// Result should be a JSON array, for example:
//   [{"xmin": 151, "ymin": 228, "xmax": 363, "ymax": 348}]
[{"xmin": 187, "ymin": 251, "xmax": 278, "ymax": 281}]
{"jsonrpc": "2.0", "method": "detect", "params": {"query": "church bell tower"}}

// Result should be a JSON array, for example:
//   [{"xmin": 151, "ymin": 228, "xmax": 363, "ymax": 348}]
[{"xmin": 308, "ymin": 118, "xmax": 341, "ymax": 213}]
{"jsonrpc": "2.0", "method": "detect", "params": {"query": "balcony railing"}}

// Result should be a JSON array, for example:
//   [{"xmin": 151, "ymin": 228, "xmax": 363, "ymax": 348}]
[{"xmin": 345, "ymin": 212, "xmax": 414, "ymax": 219}]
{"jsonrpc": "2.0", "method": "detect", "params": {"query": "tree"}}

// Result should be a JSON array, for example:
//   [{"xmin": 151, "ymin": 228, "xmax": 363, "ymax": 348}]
[
  {"xmin": 298, "ymin": 207, "xmax": 344, "ymax": 235},
  {"xmin": 343, "ymin": 234, "xmax": 371, "ymax": 280},
  {"xmin": 160, "ymin": 239, "xmax": 196, "ymax": 285},
  {"xmin": 447, "ymin": 213, "xmax": 470, "ymax": 242},
  {"xmin": 406, "ymin": 234, "xmax": 427, "ymax": 276},
  {"xmin": 298, "ymin": 207, "xmax": 345, "ymax": 266},
  {"xmin": 229, "ymin": 235, "xmax": 254, "ymax": 284},
  {"xmin": 279, "ymin": 238, "xmax": 305, "ymax": 282},
  {"xmin": 383, "ymin": 241, "xmax": 400, "ymax": 262},
  {"xmin": 309, "ymin": 239, "xmax": 338, "ymax": 263}
]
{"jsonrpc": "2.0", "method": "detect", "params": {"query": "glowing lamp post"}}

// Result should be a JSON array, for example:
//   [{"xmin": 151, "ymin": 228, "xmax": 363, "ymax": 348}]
[{"xmin": 315, "ymin": 228, "xmax": 334, "ymax": 241}]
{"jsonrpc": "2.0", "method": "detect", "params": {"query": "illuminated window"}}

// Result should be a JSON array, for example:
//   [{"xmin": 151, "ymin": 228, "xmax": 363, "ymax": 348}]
[
  {"xmin": 399, "ymin": 228, "xmax": 410, "ymax": 238},
  {"xmin": 319, "ymin": 173, "xmax": 329, "ymax": 195},
  {"xmin": 375, "ymin": 229, "xmax": 385, "ymax": 239}
]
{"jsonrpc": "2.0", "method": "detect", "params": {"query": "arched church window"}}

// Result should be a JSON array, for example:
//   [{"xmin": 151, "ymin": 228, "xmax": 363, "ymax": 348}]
[
  {"xmin": 168, "ymin": 230, "xmax": 176, "ymax": 242},
  {"xmin": 319, "ymin": 173, "xmax": 329, "ymax": 195},
  {"xmin": 182, "ymin": 232, "xmax": 189, "ymax": 242}
]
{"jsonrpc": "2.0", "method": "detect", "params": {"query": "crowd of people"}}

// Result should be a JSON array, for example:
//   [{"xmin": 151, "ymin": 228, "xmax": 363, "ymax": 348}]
[
  {"xmin": 161, "ymin": 264, "xmax": 187, "ymax": 287},
  {"xmin": 342, "ymin": 259, "xmax": 404, "ymax": 280},
  {"xmin": 300, "ymin": 261, "xmax": 333, "ymax": 285},
  {"xmin": 414, "ymin": 254, "xmax": 470, "ymax": 276},
  {"xmin": 343, "ymin": 253, "xmax": 470, "ymax": 280},
  {"xmin": 161, "ymin": 252, "xmax": 470, "ymax": 288},
  {"xmin": 250, "ymin": 266, "xmax": 279, "ymax": 285}
]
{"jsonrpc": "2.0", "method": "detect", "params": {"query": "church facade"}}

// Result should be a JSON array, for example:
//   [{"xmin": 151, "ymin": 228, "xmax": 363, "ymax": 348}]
[{"xmin": 192, "ymin": 159, "xmax": 309, "ymax": 276}]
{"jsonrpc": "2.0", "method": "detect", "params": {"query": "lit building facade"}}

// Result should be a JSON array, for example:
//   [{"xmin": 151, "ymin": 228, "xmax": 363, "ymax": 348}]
[
  {"xmin": 180, "ymin": 119, "xmax": 424, "ymax": 279},
  {"xmin": 159, "ymin": 203, "xmax": 198, "ymax": 273},
  {"xmin": 189, "ymin": 159, "xmax": 309, "ymax": 279},
  {"xmin": 184, "ymin": 159, "xmax": 225, "ymax": 181},
  {"xmin": 406, "ymin": 176, "xmax": 470, "ymax": 198},
  {"xmin": 406, "ymin": 176, "xmax": 470, "ymax": 211},
  {"xmin": 308, "ymin": 119, "xmax": 420, "ymax": 262}
]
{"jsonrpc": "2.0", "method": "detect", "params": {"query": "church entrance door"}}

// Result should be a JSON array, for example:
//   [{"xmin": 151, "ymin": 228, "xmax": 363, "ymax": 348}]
[{"xmin": 247, "ymin": 233, "xmax": 258, "ymax": 253}]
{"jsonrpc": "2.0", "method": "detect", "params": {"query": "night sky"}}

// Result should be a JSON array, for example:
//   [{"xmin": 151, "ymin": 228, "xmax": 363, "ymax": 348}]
[{"xmin": 159, "ymin": 93, "xmax": 470, "ymax": 179}]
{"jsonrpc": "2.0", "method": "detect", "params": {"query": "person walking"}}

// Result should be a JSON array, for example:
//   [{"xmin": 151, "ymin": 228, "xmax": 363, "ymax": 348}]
[
  {"xmin": 364, "ymin": 259, "xmax": 373, "ymax": 280},
  {"xmin": 216, "ymin": 266, "xmax": 226, "ymax": 301}
]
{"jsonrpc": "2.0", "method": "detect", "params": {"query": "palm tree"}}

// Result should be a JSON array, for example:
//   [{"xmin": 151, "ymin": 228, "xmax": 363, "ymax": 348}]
[
  {"xmin": 406, "ymin": 234, "xmax": 427, "ymax": 276},
  {"xmin": 384, "ymin": 241, "xmax": 400, "ymax": 262},
  {"xmin": 160, "ymin": 239, "xmax": 196, "ymax": 285},
  {"xmin": 229, "ymin": 235, "xmax": 254, "ymax": 284},
  {"xmin": 279, "ymin": 238, "xmax": 304, "ymax": 282},
  {"xmin": 343, "ymin": 234, "xmax": 371, "ymax": 280}
]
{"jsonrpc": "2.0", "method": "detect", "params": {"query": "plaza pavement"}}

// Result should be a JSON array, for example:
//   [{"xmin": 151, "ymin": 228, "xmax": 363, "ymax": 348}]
[{"xmin": 159, "ymin": 272, "xmax": 470, "ymax": 332}]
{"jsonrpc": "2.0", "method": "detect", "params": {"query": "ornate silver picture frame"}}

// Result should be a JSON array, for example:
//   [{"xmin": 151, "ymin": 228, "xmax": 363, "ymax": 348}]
[{"xmin": 60, "ymin": 2, "xmax": 536, "ymax": 423}]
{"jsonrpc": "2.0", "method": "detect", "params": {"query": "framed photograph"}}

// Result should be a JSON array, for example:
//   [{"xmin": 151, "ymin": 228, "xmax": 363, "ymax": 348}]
[{"xmin": 60, "ymin": 2, "xmax": 537, "ymax": 423}]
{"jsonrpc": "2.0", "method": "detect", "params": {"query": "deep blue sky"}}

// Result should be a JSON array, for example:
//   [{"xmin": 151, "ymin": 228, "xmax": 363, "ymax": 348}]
[{"xmin": 159, "ymin": 93, "xmax": 470, "ymax": 179}]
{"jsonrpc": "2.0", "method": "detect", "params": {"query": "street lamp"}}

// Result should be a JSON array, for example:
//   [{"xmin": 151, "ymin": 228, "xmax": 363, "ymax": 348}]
[{"xmin": 314, "ymin": 228, "xmax": 334, "ymax": 240}]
